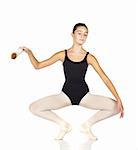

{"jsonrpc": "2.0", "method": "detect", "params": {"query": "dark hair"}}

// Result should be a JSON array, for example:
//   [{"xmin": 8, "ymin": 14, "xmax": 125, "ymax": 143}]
[{"xmin": 72, "ymin": 23, "xmax": 88, "ymax": 33}]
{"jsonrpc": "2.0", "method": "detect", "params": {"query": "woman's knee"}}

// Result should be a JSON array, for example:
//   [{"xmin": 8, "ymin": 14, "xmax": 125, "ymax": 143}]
[
  {"xmin": 29, "ymin": 102, "xmax": 41, "ymax": 114},
  {"xmin": 110, "ymin": 99, "xmax": 120, "ymax": 115}
]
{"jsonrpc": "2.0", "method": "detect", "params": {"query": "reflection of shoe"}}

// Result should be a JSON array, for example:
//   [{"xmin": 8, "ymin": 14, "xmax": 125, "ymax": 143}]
[
  {"xmin": 54, "ymin": 124, "xmax": 72, "ymax": 140},
  {"xmin": 56, "ymin": 140, "xmax": 71, "ymax": 150},
  {"xmin": 80, "ymin": 124, "xmax": 98, "ymax": 141}
]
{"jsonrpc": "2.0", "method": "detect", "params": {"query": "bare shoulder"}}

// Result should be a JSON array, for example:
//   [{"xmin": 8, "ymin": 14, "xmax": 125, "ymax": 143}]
[
  {"xmin": 53, "ymin": 49, "xmax": 65, "ymax": 62},
  {"xmin": 87, "ymin": 52, "xmax": 99, "ymax": 65}
]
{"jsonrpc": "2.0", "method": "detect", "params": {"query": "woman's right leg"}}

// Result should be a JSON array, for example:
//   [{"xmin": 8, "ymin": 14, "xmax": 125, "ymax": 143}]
[{"xmin": 29, "ymin": 91, "xmax": 72, "ymax": 140}]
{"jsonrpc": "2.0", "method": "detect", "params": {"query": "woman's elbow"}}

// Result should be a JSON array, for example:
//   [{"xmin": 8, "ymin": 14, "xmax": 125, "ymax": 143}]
[
  {"xmin": 34, "ymin": 66, "xmax": 39, "ymax": 69},
  {"xmin": 34, "ymin": 62, "xmax": 47, "ymax": 69},
  {"xmin": 34, "ymin": 62, "xmax": 40, "ymax": 69}
]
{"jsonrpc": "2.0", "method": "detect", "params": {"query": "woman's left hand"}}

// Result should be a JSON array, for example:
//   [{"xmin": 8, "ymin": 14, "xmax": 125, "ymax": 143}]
[{"xmin": 116, "ymin": 99, "xmax": 124, "ymax": 118}]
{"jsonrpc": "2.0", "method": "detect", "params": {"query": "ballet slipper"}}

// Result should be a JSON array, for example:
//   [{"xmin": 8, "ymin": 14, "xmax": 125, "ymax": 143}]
[
  {"xmin": 54, "ymin": 124, "xmax": 72, "ymax": 140},
  {"xmin": 80, "ymin": 122, "xmax": 98, "ymax": 141}
]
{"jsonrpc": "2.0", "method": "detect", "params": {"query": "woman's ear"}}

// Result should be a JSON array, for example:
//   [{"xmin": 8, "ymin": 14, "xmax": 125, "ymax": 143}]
[{"xmin": 71, "ymin": 32, "xmax": 73, "ymax": 37}]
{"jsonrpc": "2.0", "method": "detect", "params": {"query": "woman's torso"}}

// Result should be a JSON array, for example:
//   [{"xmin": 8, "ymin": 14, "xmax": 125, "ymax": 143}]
[{"xmin": 62, "ymin": 49, "xmax": 89, "ymax": 83}]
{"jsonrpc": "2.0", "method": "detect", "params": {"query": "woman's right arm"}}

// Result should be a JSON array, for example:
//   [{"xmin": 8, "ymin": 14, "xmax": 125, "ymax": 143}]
[
  {"xmin": 25, "ymin": 50, "xmax": 39, "ymax": 69},
  {"xmin": 22, "ymin": 46, "xmax": 63, "ymax": 69}
]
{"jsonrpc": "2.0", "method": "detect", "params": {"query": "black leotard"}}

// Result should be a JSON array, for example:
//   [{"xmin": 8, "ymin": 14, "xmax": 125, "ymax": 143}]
[{"xmin": 62, "ymin": 49, "xmax": 90, "ymax": 105}]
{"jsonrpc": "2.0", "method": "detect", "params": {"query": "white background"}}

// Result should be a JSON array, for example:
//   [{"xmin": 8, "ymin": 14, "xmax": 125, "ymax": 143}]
[{"xmin": 0, "ymin": 0, "xmax": 137, "ymax": 150}]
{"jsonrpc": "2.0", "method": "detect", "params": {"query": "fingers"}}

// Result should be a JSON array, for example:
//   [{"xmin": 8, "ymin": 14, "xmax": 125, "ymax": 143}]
[
  {"xmin": 120, "ymin": 112, "xmax": 124, "ymax": 118},
  {"xmin": 117, "ymin": 103, "xmax": 124, "ymax": 118},
  {"xmin": 19, "ymin": 46, "xmax": 31, "ymax": 53},
  {"xmin": 22, "ymin": 47, "xmax": 27, "ymax": 51},
  {"xmin": 120, "ymin": 110, "xmax": 124, "ymax": 118},
  {"xmin": 19, "ymin": 46, "xmax": 25, "ymax": 50},
  {"xmin": 116, "ymin": 101, "xmax": 124, "ymax": 118},
  {"xmin": 120, "ymin": 112, "xmax": 123, "ymax": 118}
]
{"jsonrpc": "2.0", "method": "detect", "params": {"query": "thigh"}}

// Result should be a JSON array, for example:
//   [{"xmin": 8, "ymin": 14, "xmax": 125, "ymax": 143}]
[
  {"xmin": 30, "ymin": 91, "xmax": 72, "ymax": 111},
  {"xmin": 79, "ymin": 92, "xmax": 117, "ymax": 111}
]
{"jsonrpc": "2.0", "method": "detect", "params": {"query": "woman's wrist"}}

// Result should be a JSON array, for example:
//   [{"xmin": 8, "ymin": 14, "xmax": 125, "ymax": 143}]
[
  {"xmin": 116, "ymin": 98, "xmax": 121, "ymax": 102},
  {"xmin": 26, "ymin": 49, "xmax": 32, "ymax": 55}
]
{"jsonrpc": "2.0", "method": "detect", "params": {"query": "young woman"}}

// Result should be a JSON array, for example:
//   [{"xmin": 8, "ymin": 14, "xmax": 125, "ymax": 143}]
[{"xmin": 21, "ymin": 23, "xmax": 124, "ymax": 141}]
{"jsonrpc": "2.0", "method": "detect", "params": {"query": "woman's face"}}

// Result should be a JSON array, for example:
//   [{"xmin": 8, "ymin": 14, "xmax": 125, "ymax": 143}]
[{"xmin": 71, "ymin": 26, "xmax": 88, "ymax": 45}]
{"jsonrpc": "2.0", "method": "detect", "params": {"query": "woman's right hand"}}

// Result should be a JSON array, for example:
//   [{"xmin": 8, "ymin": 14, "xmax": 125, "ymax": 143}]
[
  {"xmin": 19, "ymin": 46, "xmax": 39, "ymax": 69},
  {"xmin": 19, "ymin": 46, "xmax": 32, "ymax": 54}
]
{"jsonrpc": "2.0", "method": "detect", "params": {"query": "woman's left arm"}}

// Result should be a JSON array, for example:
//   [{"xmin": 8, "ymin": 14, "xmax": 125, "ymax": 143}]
[{"xmin": 87, "ymin": 54, "xmax": 124, "ymax": 118}]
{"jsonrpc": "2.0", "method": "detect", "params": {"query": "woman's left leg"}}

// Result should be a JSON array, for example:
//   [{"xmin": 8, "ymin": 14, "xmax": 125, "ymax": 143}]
[{"xmin": 79, "ymin": 92, "xmax": 120, "ymax": 140}]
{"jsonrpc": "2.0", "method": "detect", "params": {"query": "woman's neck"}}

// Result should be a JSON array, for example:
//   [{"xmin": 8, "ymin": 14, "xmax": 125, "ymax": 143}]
[{"xmin": 69, "ymin": 44, "xmax": 84, "ymax": 54}]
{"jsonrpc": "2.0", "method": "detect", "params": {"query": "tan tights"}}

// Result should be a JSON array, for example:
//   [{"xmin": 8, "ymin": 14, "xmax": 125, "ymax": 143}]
[{"xmin": 29, "ymin": 91, "xmax": 119, "ymax": 140}]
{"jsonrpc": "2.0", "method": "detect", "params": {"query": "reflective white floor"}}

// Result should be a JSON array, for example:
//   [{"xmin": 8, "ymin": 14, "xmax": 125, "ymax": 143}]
[
  {"xmin": 1, "ymin": 102, "xmax": 136, "ymax": 150},
  {"xmin": 56, "ymin": 139, "xmax": 94, "ymax": 150}
]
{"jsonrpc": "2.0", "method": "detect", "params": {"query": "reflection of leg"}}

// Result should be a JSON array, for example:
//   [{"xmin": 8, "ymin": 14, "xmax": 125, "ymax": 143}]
[
  {"xmin": 79, "ymin": 140, "xmax": 93, "ymax": 150},
  {"xmin": 29, "ymin": 91, "xmax": 72, "ymax": 140},
  {"xmin": 79, "ymin": 92, "xmax": 120, "ymax": 140}
]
